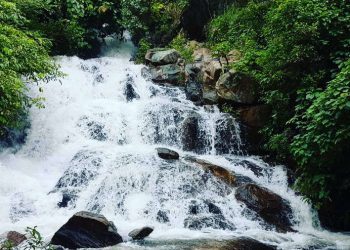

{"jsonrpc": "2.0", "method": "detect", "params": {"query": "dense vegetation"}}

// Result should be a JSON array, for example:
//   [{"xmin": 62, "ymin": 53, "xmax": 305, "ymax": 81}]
[
  {"xmin": 1, "ymin": 0, "xmax": 349, "ymax": 230},
  {"xmin": 207, "ymin": 0, "xmax": 350, "ymax": 229}
]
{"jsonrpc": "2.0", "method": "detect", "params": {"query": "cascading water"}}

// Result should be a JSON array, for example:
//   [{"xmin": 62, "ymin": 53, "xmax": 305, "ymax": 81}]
[{"xmin": 0, "ymin": 37, "xmax": 349, "ymax": 249}]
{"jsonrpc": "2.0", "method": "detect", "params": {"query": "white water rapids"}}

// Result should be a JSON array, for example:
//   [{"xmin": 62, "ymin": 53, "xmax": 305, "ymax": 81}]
[{"xmin": 0, "ymin": 38, "xmax": 350, "ymax": 249}]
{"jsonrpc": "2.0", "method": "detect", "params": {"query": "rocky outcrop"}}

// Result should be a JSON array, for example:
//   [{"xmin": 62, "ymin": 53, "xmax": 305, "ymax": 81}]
[
  {"xmin": 156, "ymin": 148, "xmax": 180, "ymax": 160},
  {"xmin": 235, "ymin": 184, "xmax": 294, "ymax": 232},
  {"xmin": 128, "ymin": 227, "xmax": 154, "ymax": 240},
  {"xmin": 145, "ymin": 49, "xmax": 180, "ymax": 66},
  {"xmin": 216, "ymin": 70, "xmax": 257, "ymax": 104},
  {"xmin": 51, "ymin": 211, "xmax": 123, "ymax": 249}
]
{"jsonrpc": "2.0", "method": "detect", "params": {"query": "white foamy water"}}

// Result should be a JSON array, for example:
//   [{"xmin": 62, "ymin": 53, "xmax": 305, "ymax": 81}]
[{"xmin": 0, "ymin": 38, "xmax": 349, "ymax": 249}]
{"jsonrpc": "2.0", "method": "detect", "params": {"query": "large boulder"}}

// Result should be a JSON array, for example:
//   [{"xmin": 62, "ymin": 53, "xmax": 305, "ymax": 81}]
[
  {"xmin": 235, "ymin": 184, "xmax": 294, "ymax": 232},
  {"xmin": 156, "ymin": 148, "xmax": 180, "ymax": 160},
  {"xmin": 150, "ymin": 64, "xmax": 183, "ymax": 85},
  {"xmin": 145, "ymin": 49, "xmax": 180, "ymax": 66},
  {"xmin": 216, "ymin": 70, "xmax": 257, "ymax": 104},
  {"xmin": 128, "ymin": 227, "xmax": 154, "ymax": 240},
  {"xmin": 51, "ymin": 211, "xmax": 123, "ymax": 249}
]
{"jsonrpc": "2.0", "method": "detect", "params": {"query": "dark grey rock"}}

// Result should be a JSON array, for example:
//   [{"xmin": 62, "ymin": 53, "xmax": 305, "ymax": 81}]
[
  {"xmin": 156, "ymin": 148, "xmax": 180, "ymax": 160},
  {"xmin": 235, "ymin": 184, "xmax": 294, "ymax": 233},
  {"xmin": 185, "ymin": 80, "xmax": 203, "ymax": 103},
  {"xmin": 128, "ymin": 227, "xmax": 154, "ymax": 240},
  {"xmin": 51, "ymin": 211, "xmax": 123, "ymax": 249}
]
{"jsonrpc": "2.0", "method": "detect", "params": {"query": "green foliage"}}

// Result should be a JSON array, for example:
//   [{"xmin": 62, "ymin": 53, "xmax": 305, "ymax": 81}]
[
  {"xmin": 169, "ymin": 32, "xmax": 193, "ymax": 63},
  {"xmin": 207, "ymin": 0, "xmax": 350, "ymax": 210},
  {"xmin": 0, "ymin": 0, "xmax": 60, "ymax": 137},
  {"xmin": 24, "ymin": 226, "xmax": 53, "ymax": 250},
  {"xmin": 120, "ymin": 0, "xmax": 189, "ymax": 45},
  {"xmin": 135, "ymin": 38, "xmax": 151, "ymax": 64},
  {"xmin": 291, "ymin": 60, "xmax": 350, "ymax": 206}
]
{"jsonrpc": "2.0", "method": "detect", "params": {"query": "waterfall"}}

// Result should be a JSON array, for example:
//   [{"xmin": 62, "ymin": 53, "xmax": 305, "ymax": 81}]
[{"xmin": 0, "ymin": 38, "xmax": 349, "ymax": 249}]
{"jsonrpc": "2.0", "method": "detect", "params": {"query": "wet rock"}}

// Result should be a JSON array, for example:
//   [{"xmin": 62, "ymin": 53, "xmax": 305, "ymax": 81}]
[
  {"xmin": 156, "ymin": 148, "xmax": 180, "ymax": 160},
  {"xmin": 216, "ymin": 70, "xmax": 257, "ymax": 104},
  {"xmin": 128, "ymin": 227, "xmax": 154, "ymax": 240},
  {"xmin": 213, "ymin": 237, "xmax": 276, "ymax": 250},
  {"xmin": 187, "ymin": 158, "xmax": 236, "ymax": 186},
  {"xmin": 214, "ymin": 114, "xmax": 241, "ymax": 154},
  {"xmin": 184, "ymin": 214, "xmax": 235, "ymax": 231},
  {"xmin": 145, "ymin": 49, "xmax": 180, "ymax": 66},
  {"xmin": 150, "ymin": 64, "xmax": 183, "ymax": 85},
  {"xmin": 235, "ymin": 184, "xmax": 294, "ymax": 232},
  {"xmin": 240, "ymin": 160, "xmax": 266, "ymax": 177},
  {"xmin": 51, "ymin": 211, "xmax": 123, "ymax": 248},
  {"xmin": 203, "ymin": 89, "xmax": 219, "ymax": 104},
  {"xmin": 124, "ymin": 77, "xmax": 140, "ymax": 102},
  {"xmin": 156, "ymin": 210, "xmax": 170, "ymax": 223},
  {"xmin": 57, "ymin": 193, "xmax": 75, "ymax": 208},
  {"xmin": 2, "ymin": 231, "xmax": 27, "ymax": 247},
  {"xmin": 141, "ymin": 67, "xmax": 152, "ymax": 80},
  {"xmin": 54, "ymin": 150, "xmax": 103, "ymax": 195},
  {"xmin": 181, "ymin": 113, "xmax": 204, "ymax": 153},
  {"xmin": 185, "ymin": 80, "xmax": 203, "ymax": 103},
  {"xmin": 205, "ymin": 201, "xmax": 222, "ymax": 215}
]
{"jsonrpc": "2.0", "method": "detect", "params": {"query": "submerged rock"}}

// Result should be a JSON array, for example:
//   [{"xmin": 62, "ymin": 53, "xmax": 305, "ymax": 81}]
[
  {"xmin": 128, "ymin": 227, "xmax": 154, "ymax": 240},
  {"xmin": 219, "ymin": 237, "xmax": 276, "ymax": 250},
  {"xmin": 51, "ymin": 211, "xmax": 123, "ymax": 248},
  {"xmin": 156, "ymin": 210, "xmax": 170, "ymax": 223},
  {"xmin": 235, "ymin": 184, "xmax": 294, "ymax": 232},
  {"xmin": 156, "ymin": 148, "xmax": 180, "ymax": 160},
  {"xmin": 184, "ymin": 214, "xmax": 235, "ymax": 231},
  {"xmin": 124, "ymin": 76, "xmax": 140, "ymax": 102},
  {"xmin": 57, "ymin": 193, "xmax": 75, "ymax": 208}
]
